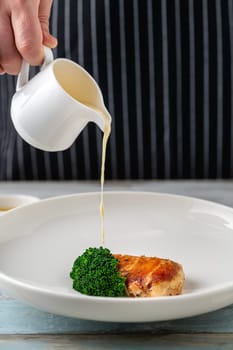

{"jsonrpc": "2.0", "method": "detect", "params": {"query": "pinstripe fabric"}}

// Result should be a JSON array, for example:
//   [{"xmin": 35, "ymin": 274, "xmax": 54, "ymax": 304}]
[
  {"xmin": 147, "ymin": 0, "xmax": 157, "ymax": 179},
  {"xmin": 229, "ymin": 0, "xmax": 233, "ymax": 177},
  {"xmin": 216, "ymin": 0, "xmax": 223, "ymax": 179},
  {"xmin": 161, "ymin": 0, "xmax": 171, "ymax": 179},
  {"xmin": 119, "ymin": 0, "xmax": 131, "ymax": 179},
  {"xmin": 104, "ymin": 0, "xmax": 118, "ymax": 179},
  {"xmin": 175, "ymin": 0, "xmax": 183, "ymax": 178},
  {"xmin": 133, "ymin": 0, "xmax": 144, "ymax": 179},
  {"xmin": 77, "ymin": 0, "xmax": 91, "ymax": 180},
  {"xmin": 189, "ymin": 0, "xmax": 196, "ymax": 178},
  {"xmin": 0, "ymin": 0, "xmax": 233, "ymax": 180},
  {"xmin": 202, "ymin": 0, "xmax": 210, "ymax": 178}
]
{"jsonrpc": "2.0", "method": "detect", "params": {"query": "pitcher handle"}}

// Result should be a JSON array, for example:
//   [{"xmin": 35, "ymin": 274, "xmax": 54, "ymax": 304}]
[{"xmin": 16, "ymin": 46, "xmax": 54, "ymax": 91}]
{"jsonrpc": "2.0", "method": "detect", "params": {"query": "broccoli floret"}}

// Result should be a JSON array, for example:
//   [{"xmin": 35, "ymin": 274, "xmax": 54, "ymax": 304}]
[{"xmin": 70, "ymin": 247, "xmax": 126, "ymax": 297}]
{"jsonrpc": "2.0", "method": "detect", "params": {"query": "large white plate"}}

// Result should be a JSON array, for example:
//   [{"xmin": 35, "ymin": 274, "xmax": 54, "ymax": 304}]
[{"xmin": 0, "ymin": 191, "xmax": 233, "ymax": 322}]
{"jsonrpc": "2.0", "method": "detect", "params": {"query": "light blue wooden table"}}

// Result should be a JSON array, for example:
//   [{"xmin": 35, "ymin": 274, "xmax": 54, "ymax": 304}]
[{"xmin": 0, "ymin": 180, "xmax": 233, "ymax": 349}]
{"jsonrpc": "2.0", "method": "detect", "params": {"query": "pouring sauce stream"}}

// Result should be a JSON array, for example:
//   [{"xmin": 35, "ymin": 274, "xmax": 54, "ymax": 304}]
[{"xmin": 86, "ymin": 105, "xmax": 111, "ymax": 244}]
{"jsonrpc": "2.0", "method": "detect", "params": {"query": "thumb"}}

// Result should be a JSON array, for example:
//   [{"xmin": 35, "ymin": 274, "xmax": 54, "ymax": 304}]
[{"xmin": 39, "ymin": 0, "xmax": 57, "ymax": 48}]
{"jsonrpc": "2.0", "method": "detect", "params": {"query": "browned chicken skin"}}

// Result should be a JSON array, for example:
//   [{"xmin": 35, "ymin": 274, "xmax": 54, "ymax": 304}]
[{"xmin": 113, "ymin": 254, "xmax": 185, "ymax": 297}]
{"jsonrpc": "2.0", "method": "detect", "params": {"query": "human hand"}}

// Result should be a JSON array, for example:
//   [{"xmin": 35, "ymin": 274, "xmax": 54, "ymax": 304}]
[{"xmin": 0, "ymin": 0, "xmax": 57, "ymax": 75}]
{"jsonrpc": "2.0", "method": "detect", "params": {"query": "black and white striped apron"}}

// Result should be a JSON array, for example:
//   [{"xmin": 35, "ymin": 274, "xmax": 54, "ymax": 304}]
[{"xmin": 0, "ymin": 0, "xmax": 233, "ymax": 180}]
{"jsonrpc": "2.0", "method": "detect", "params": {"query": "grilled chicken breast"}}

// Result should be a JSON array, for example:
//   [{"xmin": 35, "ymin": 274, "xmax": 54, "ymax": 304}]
[{"xmin": 113, "ymin": 254, "xmax": 184, "ymax": 297}]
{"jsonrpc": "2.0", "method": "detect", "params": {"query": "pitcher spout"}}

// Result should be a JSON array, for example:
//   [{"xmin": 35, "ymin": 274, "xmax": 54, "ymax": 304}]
[{"xmin": 88, "ymin": 105, "xmax": 111, "ymax": 133}]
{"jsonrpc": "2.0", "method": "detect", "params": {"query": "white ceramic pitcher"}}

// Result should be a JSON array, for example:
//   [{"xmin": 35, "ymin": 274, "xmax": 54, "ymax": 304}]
[{"xmin": 11, "ymin": 47, "xmax": 111, "ymax": 151}]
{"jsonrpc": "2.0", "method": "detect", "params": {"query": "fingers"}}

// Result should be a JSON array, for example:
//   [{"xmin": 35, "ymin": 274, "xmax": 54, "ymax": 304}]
[
  {"xmin": 42, "ymin": 30, "xmax": 57, "ymax": 49},
  {"xmin": 0, "ymin": 14, "xmax": 22, "ymax": 75},
  {"xmin": 11, "ymin": 1, "xmax": 44, "ymax": 66},
  {"xmin": 0, "ymin": 65, "xmax": 5, "ymax": 75},
  {"xmin": 39, "ymin": 0, "xmax": 57, "ymax": 48},
  {"xmin": 0, "ymin": 0, "xmax": 57, "ymax": 75}
]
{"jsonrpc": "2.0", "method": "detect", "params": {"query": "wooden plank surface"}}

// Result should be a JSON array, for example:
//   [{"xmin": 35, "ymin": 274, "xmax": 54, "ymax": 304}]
[
  {"xmin": 0, "ymin": 334, "xmax": 233, "ymax": 350},
  {"xmin": 0, "ymin": 300, "xmax": 233, "ymax": 334}
]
